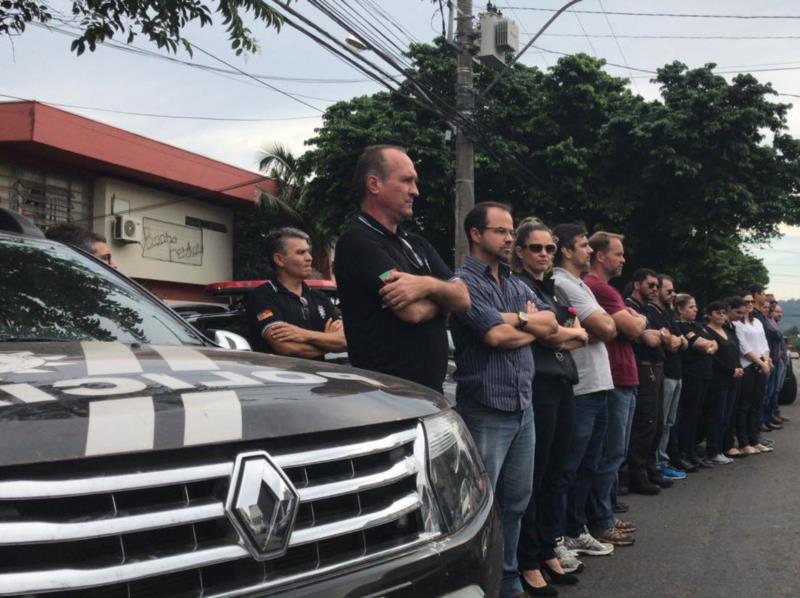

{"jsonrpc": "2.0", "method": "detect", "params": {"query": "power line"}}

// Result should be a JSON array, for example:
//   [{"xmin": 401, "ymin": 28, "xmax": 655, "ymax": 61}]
[
  {"xmin": 505, "ymin": 7, "xmax": 800, "ymax": 20},
  {"xmin": 532, "ymin": 33, "xmax": 800, "ymax": 41},
  {"xmin": 597, "ymin": 0, "xmax": 640, "ymax": 94}
]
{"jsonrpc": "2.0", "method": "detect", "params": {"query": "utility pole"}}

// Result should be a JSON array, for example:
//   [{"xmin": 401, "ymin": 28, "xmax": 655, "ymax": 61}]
[{"xmin": 454, "ymin": 0, "xmax": 474, "ymax": 268}]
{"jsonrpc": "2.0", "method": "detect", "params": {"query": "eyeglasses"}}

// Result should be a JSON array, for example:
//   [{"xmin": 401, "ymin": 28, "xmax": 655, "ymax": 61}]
[
  {"xmin": 481, "ymin": 226, "xmax": 515, "ymax": 238},
  {"xmin": 526, "ymin": 243, "xmax": 557, "ymax": 255}
]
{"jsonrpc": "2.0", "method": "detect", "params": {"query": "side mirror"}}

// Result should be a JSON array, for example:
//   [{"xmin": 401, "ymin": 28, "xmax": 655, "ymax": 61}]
[{"xmin": 209, "ymin": 329, "xmax": 252, "ymax": 351}]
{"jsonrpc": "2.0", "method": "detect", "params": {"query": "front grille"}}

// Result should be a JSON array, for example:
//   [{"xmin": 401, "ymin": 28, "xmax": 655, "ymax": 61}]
[{"xmin": 0, "ymin": 423, "xmax": 437, "ymax": 597}]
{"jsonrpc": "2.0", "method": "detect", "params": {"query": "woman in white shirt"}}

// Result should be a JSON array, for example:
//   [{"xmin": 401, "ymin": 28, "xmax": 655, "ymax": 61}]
[{"xmin": 732, "ymin": 292, "xmax": 773, "ymax": 455}]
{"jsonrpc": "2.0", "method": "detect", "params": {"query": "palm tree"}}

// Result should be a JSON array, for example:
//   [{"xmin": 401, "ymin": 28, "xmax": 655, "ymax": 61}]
[{"xmin": 242, "ymin": 143, "xmax": 333, "ymax": 278}]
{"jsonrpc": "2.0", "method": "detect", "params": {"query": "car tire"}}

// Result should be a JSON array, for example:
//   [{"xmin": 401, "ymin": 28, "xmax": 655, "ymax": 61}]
[{"xmin": 779, "ymin": 363, "xmax": 797, "ymax": 406}]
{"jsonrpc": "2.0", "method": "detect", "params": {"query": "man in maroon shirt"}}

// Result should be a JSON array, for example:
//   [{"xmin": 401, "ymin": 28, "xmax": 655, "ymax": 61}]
[{"xmin": 584, "ymin": 232, "xmax": 650, "ymax": 539}]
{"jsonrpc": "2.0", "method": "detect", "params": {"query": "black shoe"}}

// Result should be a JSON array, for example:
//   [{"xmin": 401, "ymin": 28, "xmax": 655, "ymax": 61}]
[
  {"xmin": 542, "ymin": 562, "xmax": 579, "ymax": 586},
  {"xmin": 771, "ymin": 416, "xmax": 785, "ymax": 427},
  {"xmin": 699, "ymin": 458, "xmax": 715, "ymax": 468},
  {"xmin": 520, "ymin": 574, "xmax": 558, "ymax": 596},
  {"xmin": 629, "ymin": 481, "xmax": 660, "ymax": 495},
  {"xmin": 692, "ymin": 457, "xmax": 713, "ymax": 469},
  {"xmin": 676, "ymin": 458, "xmax": 699, "ymax": 473},
  {"xmin": 613, "ymin": 501, "xmax": 630, "ymax": 513},
  {"xmin": 649, "ymin": 476, "xmax": 674, "ymax": 489}
]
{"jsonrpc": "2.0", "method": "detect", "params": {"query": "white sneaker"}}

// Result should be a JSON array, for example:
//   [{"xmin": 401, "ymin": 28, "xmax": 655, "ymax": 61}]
[
  {"xmin": 563, "ymin": 527, "xmax": 615, "ymax": 556},
  {"xmin": 554, "ymin": 537, "xmax": 585, "ymax": 572},
  {"xmin": 711, "ymin": 454, "xmax": 733, "ymax": 465}
]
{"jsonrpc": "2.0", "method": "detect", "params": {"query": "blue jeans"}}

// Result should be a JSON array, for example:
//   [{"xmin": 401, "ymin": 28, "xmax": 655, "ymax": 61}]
[
  {"xmin": 658, "ymin": 377, "xmax": 682, "ymax": 468},
  {"xmin": 588, "ymin": 386, "xmax": 635, "ymax": 531},
  {"xmin": 558, "ymin": 390, "xmax": 609, "ymax": 538},
  {"xmin": 764, "ymin": 360, "xmax": 786, "ymax": 422},
  {"xmin": 458, "ymin": 402, "xmax": 535, "ymax": 598}
]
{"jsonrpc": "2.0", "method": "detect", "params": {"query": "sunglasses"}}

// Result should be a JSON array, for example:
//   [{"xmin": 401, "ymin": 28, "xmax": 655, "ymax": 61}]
[
  {"xmin": 646, "ymin": 282, "xmax": 658, "ymax": 289},
  {"xmin": 526, "ymin": 243, "xmax": 557, "ymax": 255}
]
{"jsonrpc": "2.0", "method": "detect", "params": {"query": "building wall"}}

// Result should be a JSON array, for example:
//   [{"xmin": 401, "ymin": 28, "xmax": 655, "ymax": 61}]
[{"xmin": 93, "ymin": 178, "xmax": 234, "ymax": 286}]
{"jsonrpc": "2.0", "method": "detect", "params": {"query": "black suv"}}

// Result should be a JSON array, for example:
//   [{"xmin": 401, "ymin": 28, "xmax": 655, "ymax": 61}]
[{"xmin": 0, "ymin": 209, "xmax": 501, "ymax": 597}]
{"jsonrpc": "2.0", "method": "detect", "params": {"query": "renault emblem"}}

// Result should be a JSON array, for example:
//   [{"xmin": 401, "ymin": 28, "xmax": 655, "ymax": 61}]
[{"xmin": 225, "ymin": 451, "xmax": 300, "ymax": 560}]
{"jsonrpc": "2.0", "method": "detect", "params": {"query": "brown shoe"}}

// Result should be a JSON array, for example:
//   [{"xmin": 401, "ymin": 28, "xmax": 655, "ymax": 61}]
[
  {"xmin": 592, "ymin": 527, "xmax": 635, "ymax": 546},
  {"xmin": 614, "ymin": 518, "xmax": 637, "ymax": 533}
]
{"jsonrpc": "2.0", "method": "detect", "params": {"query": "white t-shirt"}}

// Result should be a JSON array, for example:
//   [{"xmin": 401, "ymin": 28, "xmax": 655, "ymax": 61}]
[
  {"xmin": 553, "ymin": 267, "xmax": 614, "ymax": 396},
  {"xmin": 733, "ymin": 318, "xmax": 769, "ymax": 369}
]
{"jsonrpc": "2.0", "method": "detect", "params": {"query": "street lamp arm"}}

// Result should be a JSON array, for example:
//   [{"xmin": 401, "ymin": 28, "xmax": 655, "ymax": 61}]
[{"xmin": 478, "ymin": 0, "xmax": 584, "ymax": 100}]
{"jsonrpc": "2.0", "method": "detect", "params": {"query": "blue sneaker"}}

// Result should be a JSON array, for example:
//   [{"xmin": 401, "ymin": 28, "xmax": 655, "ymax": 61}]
[{"xmin": 662, "ymin": 466, "xmax": 687, "ymax": 480}]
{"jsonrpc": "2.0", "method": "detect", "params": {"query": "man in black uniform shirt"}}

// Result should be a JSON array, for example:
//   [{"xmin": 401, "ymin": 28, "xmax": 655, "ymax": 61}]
[
  {"xmin": 246, "ymin": 227, "xmax": 346, "ymax": 359},
  {"xmin": 335, "ymin": 145, "xmax": 470, "ymax": 392},
  {"xmin": 624, "ymin": 268, "xmax": 672, "ymax": 494}
]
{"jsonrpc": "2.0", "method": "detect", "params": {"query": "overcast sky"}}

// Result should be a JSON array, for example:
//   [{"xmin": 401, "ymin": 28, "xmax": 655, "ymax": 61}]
[{"xmin": 4, "ymin": 0, "xmax": 800, "ymax": 297}]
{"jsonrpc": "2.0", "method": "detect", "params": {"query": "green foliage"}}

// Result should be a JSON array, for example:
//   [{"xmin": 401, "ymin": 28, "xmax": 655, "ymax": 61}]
[
  {"xmin": 1, "ymin": 0, "xmax": 287, "ymax": 55},
  {"xmin": 298, "ymin": 41, "xmax": 800, "ymax": 303}
]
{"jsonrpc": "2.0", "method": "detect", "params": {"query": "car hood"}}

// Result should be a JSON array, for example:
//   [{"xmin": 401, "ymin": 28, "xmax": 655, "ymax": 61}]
[{"xmin": 0, "ymin": 341, "xmax": 448, "ymax": 467}]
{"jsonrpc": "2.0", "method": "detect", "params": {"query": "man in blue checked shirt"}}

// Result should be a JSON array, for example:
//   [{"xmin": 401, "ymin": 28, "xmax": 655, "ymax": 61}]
[{"xmin": 451, "ymin": 202, "xmax": 558, "ymax": 598}]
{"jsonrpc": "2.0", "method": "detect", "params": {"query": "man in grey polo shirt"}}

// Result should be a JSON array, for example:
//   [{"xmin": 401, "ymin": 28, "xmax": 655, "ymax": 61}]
[{"xmin": 551, "ymin": 223, "xmax": 621, "ymax": 557}]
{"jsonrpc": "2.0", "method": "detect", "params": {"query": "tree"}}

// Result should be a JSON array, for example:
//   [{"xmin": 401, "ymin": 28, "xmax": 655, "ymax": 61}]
[
  {"xmin": 298, "ymin": 41, "xmax": 800, "ymax": 303},
  {"xmin": 2, "ymin": 0, "xmax": 289, "ymax": 55},
  {"xmin": 234, "ymin": 143, "xmax": 334, "ymax": 280}
]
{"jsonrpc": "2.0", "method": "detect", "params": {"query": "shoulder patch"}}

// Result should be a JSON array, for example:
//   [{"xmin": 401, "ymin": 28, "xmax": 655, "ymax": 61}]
[{"xmin": 256, "ymin": 309, "xmax": 273, "ymax": 322}]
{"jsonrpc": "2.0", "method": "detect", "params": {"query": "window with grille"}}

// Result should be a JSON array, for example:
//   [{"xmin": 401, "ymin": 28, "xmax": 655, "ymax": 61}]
[{"xmin": 0, "ymin": 164, "xmax": 92, "ymax": 228}]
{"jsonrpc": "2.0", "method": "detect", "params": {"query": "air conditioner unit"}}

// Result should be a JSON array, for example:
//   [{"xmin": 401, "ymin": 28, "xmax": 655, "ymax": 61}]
[{"xmin": 113, "ymin": 215, "xmax": 142, "ymax": 243}]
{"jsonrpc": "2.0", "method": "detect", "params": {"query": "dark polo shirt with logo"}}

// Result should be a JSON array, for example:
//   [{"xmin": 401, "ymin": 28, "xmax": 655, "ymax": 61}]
[
  {"xmin": 334, "ymin": 212, "xmax": 455, "ymax": 392},
  {"xmin": 246, "ymin": 279, "xmax": 338, "ymax": 355}
]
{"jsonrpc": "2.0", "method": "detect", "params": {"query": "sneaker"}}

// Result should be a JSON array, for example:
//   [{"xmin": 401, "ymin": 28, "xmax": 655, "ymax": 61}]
[
  {"xmin": 554, "ymin": 537, "xmax": 585, "ymax": 573},
  {"xmin": 711, "ymin": 454, "xmax": 733, "ymax": 465},
  {"xmin": 563, "ymin": 528, "xmax": 615, "ymax": 556},
  {"xmin": 614, "ymin": 518, "xmax": 637, "ymax": 533},
  {"xmin": 592, "ymin": 526, "xmax": 635, "ymax": 546},
  {"xmin": 662, "ymin": 466, "xmax": 688, "ymax": 480}
]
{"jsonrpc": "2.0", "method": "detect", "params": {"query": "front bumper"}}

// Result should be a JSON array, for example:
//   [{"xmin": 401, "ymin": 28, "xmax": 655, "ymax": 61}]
[{"xmin": 259, "ymin": 494, "xmax": 502, "ymax": 598}]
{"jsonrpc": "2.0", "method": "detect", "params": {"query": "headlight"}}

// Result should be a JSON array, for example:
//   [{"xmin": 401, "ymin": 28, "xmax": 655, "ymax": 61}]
[{"xmin": 422, "ymin": 409, "xmax": 489, "ymax": 533}]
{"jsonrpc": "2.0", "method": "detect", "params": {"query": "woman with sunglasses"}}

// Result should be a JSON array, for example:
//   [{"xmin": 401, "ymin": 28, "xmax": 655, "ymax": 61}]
[
  {"xmin": 732, "ymin": 293, "xmax": 773, "ymax": 454},
  {"xmin": 675, "ymin": 294, "xmax": 718, "ymax": 468},
  {"xmin": 512, "ymin": 218, "xmax": 589, "ymax": 596},
  {"xmin": 703, "ymin": 300, "xmax": 744, "ymax": 464}
]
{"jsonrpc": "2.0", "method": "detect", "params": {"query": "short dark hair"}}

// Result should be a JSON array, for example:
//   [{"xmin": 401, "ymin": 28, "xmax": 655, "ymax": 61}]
[
  {"xmin": 45, "ymin": 222, "xmax": 104, "ymax": 254},
  {"xmin": 631, "ymin": 268, "xmax": 658, "ymax": 284},
  {"xmin": 463, "ymin": 201, "xmax": 513, "ymax": 249},
  {"xmin": 552, "ymin": 222, "xmax": 588, "ymax": 266},
  {"xmin": 264, "ymin": 227, "xmax": 310, "ymax": 274},
  {"xmin": 513, "ymin": 217, "xmax": 552, "ymax": 271},
  {"xmin": 727, "ymin": 296, "xmax": 746, "ymax": 310},
  {"xmin": 706, "ymin": 300, "xmax": 726, "ymax": 314},
  {"xmin": 353, "ymin": 144, "xmax": 407, "ymax": 202},
  {"xmin": 588, "ymin": 231, "xmax": 623, "ymax": 261},
  {"xmin": 657, "ymin": 273, "xmax": 674, "ymax": 288},
  {"xmin": 746, "ymin": 283, "xmax": 765, "ymax": 295}
]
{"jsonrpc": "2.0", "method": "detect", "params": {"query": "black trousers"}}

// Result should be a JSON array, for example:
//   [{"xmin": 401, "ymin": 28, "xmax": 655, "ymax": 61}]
[
  {"xmin": 628, "ymin": 363, "xmax": 663, "ymax": 483},
  {"xmin": 678, "ymin": 375, "xmax": 710, "ymax": 459},
  {"xmin": 723, "ymin": 379, "xmax": 742, "ymax": 452},
  {"xmin": 737, "ymin": 365, "xmax": 766, "ymax": 447},
  {"xmin": 518, "ymin": 376, "xmax": 575, "ymax": 571}
]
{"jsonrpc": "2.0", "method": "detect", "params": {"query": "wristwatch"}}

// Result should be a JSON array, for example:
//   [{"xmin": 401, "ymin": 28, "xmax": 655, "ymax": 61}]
[{"xmin": 516, "ymin": 311, "xmax": 529, "ymax": 330}]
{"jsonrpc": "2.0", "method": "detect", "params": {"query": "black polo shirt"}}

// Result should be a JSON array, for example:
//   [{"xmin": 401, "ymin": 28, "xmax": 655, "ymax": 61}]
[
  {"xmin": 649, "ymin": 302, "xmax": 682, "ymax": 379},
  {"xmin": 625, "ymin": 296, "xmax": 665, "ymax": 364},
  {"xmin": 246, "ymin": 279, "xmax": 339, "ymax": 355},
  {"xmin": 334, "ymin": 212, "xmax": 454, "ymax": 392}
]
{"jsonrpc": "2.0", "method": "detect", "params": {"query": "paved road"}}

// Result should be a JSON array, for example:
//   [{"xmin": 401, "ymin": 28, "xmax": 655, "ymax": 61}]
[{"xmin": 557, "ymin": 401, "xmax": 800, "ymax": 598}]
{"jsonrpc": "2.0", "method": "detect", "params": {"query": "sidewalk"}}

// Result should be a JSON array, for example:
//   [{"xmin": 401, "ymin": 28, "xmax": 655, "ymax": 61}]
[{"xmin": 558, "ymin": 401, "xmax": 800, "ymax": 598}]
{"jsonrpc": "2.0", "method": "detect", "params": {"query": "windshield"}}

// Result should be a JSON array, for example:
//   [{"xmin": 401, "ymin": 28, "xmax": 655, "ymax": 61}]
[{"xmin": 0, "ymin": 236, "xmax": 203, "ymax": 345}]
